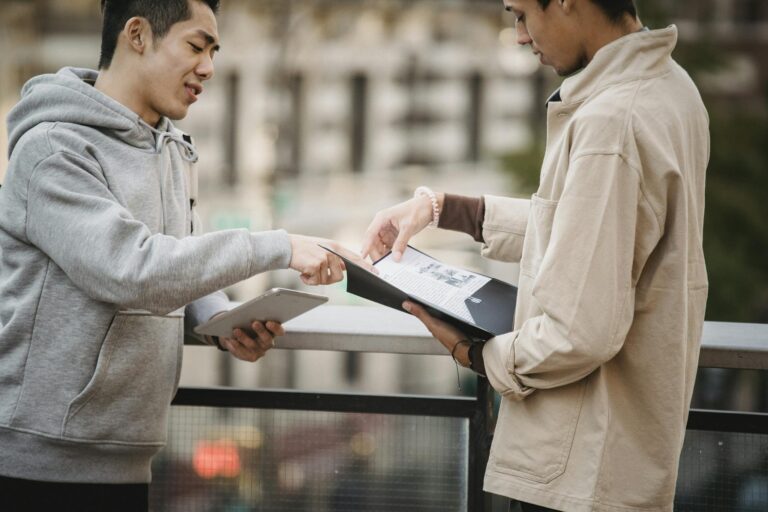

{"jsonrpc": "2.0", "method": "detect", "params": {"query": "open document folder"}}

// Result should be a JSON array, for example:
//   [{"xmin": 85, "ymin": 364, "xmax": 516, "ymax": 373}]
[{"xmin": 324, "ymin": 246, "xmax": 517, "ymax": 341}]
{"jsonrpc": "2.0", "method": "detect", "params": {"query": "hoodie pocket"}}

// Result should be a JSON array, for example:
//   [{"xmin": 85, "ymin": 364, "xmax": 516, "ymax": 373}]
[{"xmin": 63, "ymin": 313, "xmax": 182, "ymax": 444}]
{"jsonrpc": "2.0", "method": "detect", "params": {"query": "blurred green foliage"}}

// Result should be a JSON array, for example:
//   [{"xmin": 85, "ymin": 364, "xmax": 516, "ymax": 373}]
[
  {"xmin": 500, "ymin": 2, "xmax": 768, "ymax": 322},
  {"xmin": 703, "ymin": 101, "xmax": 768, "ymax": 321}
]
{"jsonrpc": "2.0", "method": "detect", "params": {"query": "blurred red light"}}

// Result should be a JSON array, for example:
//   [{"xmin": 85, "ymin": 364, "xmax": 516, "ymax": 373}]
[{"xmin": 193, "ymin": 439, "xmax": 241, "ymax": 479}]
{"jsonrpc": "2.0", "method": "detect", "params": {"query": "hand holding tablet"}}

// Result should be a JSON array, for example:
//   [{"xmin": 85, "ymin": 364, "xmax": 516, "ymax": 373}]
[{"xmin": 194, "ymin": 288, "xmax": 328, "ymax": 340}]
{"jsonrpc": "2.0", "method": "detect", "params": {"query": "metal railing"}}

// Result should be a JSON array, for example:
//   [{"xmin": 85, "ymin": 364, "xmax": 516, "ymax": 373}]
[{"xmin": 173, "ymin": 305, "xmax": 768, "ymax": 511}]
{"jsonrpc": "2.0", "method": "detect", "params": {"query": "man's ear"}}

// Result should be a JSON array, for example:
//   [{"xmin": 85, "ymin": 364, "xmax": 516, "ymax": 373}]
[{"xmin": 123, "ymin": 17, "xmax": 152, "ymax": 55}]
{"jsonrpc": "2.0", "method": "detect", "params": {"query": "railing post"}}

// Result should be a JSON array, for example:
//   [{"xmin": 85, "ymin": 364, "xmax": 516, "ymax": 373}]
[{"xmin": 469, "ymin": 376, "xmax": 495, "ymax": 512}]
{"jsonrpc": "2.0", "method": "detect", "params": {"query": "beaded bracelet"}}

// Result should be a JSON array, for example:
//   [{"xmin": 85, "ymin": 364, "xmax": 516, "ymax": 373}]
[{"xmin": 414, "ymin": 186, "xmax": 440, "ymax": 228}]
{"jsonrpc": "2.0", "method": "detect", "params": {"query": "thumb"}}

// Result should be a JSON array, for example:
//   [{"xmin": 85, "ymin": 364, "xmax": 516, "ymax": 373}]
[
  {"xmin": 403, "ymin": 301, "xmax": 437, "ymax": 334},
  {"xmin": 403, "ymin": 301, "xmax": 425, "ymax": 320}
]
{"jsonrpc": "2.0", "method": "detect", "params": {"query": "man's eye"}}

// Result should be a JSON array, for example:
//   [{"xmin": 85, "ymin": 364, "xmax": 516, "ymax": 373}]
[
  {"xmin": 516, "ymin": 15, "xmax": 525, "ymax": 24},
  {"xmin": 189, "ymin": 43, "xmax": 203, "ymax": 53}
]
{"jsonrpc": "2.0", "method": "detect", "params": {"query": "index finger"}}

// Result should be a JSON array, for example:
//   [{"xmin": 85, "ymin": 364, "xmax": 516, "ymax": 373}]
[
  {"xmin": 360, "ymin": 215, "xmax": 389, "ymax": 260},
  {"xmin": 391, "ymin": 224, "xmax": 416, "ymax": 262}
]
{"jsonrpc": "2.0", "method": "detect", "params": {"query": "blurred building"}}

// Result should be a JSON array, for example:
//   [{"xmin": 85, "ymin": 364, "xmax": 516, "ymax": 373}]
[{"xmin": 0, "ymin": 0, "xmax": 537, "ymax": 394}]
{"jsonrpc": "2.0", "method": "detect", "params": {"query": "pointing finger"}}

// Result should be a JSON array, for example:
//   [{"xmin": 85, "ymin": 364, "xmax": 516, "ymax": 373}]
[{"xmin": 391, "ymin": 225, "xmax": 414, "ymax": 262}]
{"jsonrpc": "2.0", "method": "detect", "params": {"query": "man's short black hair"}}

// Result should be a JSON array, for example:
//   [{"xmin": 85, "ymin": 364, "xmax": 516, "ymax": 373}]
[
  {"xmin": 538, "ymin": 0, "xmax": 637, "ymax": 22},
  {"xmin": 98, "ymin": 0, "xmax": 220, "ymax": 69}
]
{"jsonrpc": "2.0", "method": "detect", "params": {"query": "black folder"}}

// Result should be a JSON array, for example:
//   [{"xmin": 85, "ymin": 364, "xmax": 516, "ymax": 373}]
[{"xmin": 326, "ymin": 246, "xmax": 517, "ymax": 341}]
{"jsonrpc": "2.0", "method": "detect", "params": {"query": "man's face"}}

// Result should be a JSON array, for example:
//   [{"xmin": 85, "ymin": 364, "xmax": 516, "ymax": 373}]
[
  {"xmin": 503, "ymin": 0, "xmax": 586, "ymax": 77},
  {"xmin": 140, "ymin": 0, "xmax": 220, "ymax": 122}
]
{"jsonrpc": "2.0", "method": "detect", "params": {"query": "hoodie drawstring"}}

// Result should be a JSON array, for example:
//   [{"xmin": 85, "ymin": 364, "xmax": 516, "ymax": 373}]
[
  {"xmin": 145, "ymin": 124, "xmax": 198, "ymax": 236},
  {"xmin": 148, "ymin": 125, "xmax": 199, "ymax": 162}
]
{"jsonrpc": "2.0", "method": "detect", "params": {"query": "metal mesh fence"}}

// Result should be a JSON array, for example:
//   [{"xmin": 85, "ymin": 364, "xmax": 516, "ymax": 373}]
[
  {"xmin": 151, "ymin": 405, "xmax": 766, "ymax": 511},
  {"xmin": 675, "ymin": 430, "xmax": 768, "ymax": 511},
  {"xmin": 150, "ymin": 406, "xmax": 468, "ymax": 512}
]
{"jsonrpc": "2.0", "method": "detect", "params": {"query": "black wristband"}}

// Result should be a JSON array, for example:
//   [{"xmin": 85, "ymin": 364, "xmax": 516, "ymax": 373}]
[
  {"xmin": 210, "ymin": 335, "xmax": 227, "ymax": 352},
  {"xmin": 468, "ymin": 342, "xmax": 486, "ymax": 377}
]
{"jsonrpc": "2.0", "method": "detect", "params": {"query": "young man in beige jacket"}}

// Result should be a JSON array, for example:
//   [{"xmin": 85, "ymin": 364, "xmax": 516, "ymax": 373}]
[{"xmin": 361, "ymin": 0, "xmax": 709, "ymax": 511}]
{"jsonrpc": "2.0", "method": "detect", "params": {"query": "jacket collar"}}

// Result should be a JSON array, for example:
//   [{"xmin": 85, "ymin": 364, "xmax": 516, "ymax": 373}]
[{"xmin": 557, "ymin": 25, "xmax": 678, "ymax": 105}]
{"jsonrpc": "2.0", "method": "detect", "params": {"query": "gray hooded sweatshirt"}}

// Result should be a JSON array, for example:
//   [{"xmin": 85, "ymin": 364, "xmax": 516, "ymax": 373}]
[{"xmin": 0, "ymin": 68, "xmax": 292, "ymax": 483}]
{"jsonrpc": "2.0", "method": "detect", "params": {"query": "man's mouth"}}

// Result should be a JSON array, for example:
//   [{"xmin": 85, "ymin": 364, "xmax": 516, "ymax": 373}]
[{"xmin": 185, "ymin": 83, "xmax": 203, "ymax": 101}]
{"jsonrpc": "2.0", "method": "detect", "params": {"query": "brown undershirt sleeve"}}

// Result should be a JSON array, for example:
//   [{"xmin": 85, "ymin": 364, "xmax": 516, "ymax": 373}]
[{"xmin": 437, "ymin": 194, "xmax": 485, "ymax": 243}]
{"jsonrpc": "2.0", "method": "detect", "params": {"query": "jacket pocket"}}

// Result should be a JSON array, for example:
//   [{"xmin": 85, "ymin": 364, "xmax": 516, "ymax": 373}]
[
  {"xmin": 489, "ymin": 379, "xmax": 586, "ymax": 483},
  {"xmin": 63, "ymin": 313, "xmax": 182, "ymax": 444},
  {"xmin": 519, "ymin": 194, "xmax": 558, "ymax": 278}
]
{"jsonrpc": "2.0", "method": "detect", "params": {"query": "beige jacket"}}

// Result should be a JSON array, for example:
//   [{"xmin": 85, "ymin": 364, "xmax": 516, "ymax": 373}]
[{"xmin": 480, "ymin": 27, "xmax": 709, "ymax": 511}]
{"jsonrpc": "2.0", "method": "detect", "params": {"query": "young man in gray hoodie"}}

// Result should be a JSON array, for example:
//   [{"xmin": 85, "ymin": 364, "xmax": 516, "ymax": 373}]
[{"xmin": 0, "ymin": 0, "xmax": 365, "ymax": 509}]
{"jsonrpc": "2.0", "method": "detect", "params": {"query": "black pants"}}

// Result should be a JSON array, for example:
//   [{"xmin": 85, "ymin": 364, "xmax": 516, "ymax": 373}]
[
  {"xmin": 515, "ymin": 500, "xmax": 560, "ymax": 512},
  {"xmin": 0, "ymin": 475, "xmax": 148, "ymax": 512}
]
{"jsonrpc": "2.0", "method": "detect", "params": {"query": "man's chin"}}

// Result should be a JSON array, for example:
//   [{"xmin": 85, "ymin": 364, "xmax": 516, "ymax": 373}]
[
  {"xmin": 164, "ymin": 107, "xmax": 189, "ymax": 121},
  {"xmin": 554, "ymin": 64, "xmax": 585, "ymax": 78}
]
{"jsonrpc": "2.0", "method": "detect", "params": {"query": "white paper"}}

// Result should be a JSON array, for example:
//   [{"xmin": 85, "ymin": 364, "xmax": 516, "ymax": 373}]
[{"xmin": 375, "ymin": 247, "xmax": 490, "ymax": 323}]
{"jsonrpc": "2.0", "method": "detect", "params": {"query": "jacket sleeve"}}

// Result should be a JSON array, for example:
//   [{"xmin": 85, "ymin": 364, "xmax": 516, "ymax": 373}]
[
  {"xmin": 26, "ymin": 151, "xmax": 292, "ymax": 315},
  {"xmin": 480, "ymin": 195, "xmax": 530, "ymax": 263},
  {"xmin": 482, "ymin": 153, "xmax": 645, "ymax": 399}
]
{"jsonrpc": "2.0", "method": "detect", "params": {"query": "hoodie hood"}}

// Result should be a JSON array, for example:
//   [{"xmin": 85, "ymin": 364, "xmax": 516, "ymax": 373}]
[{"xmin": 7, "ymin": 67, "xmax": 196, "ymax": 161}]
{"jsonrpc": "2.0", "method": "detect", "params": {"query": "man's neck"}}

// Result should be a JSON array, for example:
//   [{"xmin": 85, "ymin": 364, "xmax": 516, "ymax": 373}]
[
  {"xmin": 94, "ymin": 68, "xmax": 160, "ymax": 126},
  {"xmin": 583, "ymin": 15, "xmax": 644, "ymax": 64}
]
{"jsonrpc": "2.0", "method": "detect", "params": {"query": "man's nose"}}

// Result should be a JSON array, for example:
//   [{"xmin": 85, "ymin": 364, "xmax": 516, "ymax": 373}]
[
  {"xmin": 197, "ymin": 54, "xmax": 215, "ymax": 81},
  {"xmin": 516, "ymin": 23, "xmax": 532, "ymax": 46}
]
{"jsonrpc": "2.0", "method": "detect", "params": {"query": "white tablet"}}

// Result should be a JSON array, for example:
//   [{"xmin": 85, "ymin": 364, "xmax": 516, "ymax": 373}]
[{"xmin": 193, "ymin": 288, "xmax": 328, "ymax": 339}]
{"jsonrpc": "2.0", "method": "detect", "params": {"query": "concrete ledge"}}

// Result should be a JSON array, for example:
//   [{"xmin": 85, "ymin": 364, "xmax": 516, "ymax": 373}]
[
  {"xmin": 698, "ymin": 321, "xmax": 768, "ymax": 370},
  {"xmin": 187, "ymin": 305, "xmax": 768, "ymax": 370}
]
